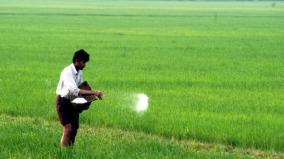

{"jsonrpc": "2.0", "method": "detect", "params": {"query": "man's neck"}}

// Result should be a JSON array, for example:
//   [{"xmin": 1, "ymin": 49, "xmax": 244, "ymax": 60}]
[{"xmin": 73, "ymin": 63, "xmax": 80, "ymax": 71}]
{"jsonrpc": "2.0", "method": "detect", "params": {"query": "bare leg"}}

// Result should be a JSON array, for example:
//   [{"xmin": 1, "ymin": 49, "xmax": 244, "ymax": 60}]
[
  {"xmin": 70, "ymin": 113, "xmax": 79, "ymax": 145},
  {"xmin": 60, "ymin": 123, "xmax": 72, "ymax": 148},
  {"xmin": 70, "ymin": 127, "xmax": 78, "ymax": 145}
]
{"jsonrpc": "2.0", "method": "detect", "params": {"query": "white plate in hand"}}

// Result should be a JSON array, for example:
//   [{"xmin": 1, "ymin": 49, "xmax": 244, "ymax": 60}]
[{"xmin": 71, "ymin": 97, "xmax": 88, "ymax": 104}]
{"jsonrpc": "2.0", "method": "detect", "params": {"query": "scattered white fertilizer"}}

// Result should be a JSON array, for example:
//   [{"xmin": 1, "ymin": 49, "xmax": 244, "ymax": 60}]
[
  {"xmin": 135, "ymin": 93, "xmax": 149, "ymax": 113},
  {"xmin": 71, "ymin": 97, "xmax": 87, "ymax": 104}
]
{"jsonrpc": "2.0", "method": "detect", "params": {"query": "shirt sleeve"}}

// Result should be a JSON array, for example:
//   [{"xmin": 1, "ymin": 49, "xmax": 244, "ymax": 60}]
[{"xmin": 63, "ymin": 71, "xmax": 80, "ymax": 97}]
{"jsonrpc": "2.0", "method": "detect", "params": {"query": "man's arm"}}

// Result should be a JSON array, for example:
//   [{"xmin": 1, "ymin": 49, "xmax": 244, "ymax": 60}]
[
  {"xmin": 79, "ymin": 89, "xmax": 103, "ymax": 99},
  {"xmin": 63, "ymin": 72, "xmax": 80, "ymax": 97},
  {"xmin": 79, "ymin": 89, "xmax": 100, "ymax": 96}
]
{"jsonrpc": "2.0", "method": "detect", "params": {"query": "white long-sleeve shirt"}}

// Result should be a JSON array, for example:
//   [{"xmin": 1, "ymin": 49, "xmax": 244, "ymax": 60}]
[{"xmin": 56, "ymin": 64, "xmax": 83, "ymax": 99}]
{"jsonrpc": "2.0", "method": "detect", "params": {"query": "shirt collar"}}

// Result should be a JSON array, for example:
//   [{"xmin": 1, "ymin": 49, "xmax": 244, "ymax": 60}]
[{"xmin": 71, "ymin": 63, "xmax": 79, "ymax": 75}]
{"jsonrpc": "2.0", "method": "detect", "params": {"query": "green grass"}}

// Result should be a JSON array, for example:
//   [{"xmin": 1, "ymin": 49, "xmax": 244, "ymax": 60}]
[
  {"xmin": 1, "ymin": 114, "xmax": 282, "ymax": 159},
  {"xmin": 0, "ymin": 0, "xmax": 284, "ymax": 158}
]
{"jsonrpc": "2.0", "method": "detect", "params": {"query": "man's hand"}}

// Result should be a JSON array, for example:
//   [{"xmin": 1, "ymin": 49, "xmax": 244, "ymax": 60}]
[{"xmin": 94, "ymin": 91, "xmax": 104, "ymax": 100}]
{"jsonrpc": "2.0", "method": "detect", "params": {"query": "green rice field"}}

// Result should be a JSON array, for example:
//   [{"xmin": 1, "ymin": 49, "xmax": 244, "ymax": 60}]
[{"xmin": 0, "ymin": 0, "xmax": 284, "ymax": 158}]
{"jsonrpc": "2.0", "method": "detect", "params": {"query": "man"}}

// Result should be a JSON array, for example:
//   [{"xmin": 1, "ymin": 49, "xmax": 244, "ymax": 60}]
[{"xmin": 56, "ymin": 49, "xmax": 103, "ymax": 148}]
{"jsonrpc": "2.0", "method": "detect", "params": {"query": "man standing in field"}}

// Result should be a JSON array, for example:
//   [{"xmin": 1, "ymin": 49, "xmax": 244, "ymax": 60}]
[{"xmin": 56, "ymin": 49, "xmax": 103, "ymax": 148}]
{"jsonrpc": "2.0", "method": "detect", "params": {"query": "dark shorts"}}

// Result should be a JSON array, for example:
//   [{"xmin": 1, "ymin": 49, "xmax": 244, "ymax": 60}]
[{"xmin": 56, "ymin": 96, "xmax": 79, "ymax": 129}]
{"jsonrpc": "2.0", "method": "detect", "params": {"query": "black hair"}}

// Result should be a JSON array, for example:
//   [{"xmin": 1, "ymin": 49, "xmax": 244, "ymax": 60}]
[{"xmin": 72, "ymin": 49, "xmax": 90, "ymax": 63}]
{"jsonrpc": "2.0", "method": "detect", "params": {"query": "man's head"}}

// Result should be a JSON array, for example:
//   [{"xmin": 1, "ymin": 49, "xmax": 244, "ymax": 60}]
[{"xmin": 73, "ymin": 49, "xmax": 90, "ymax": 70}]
